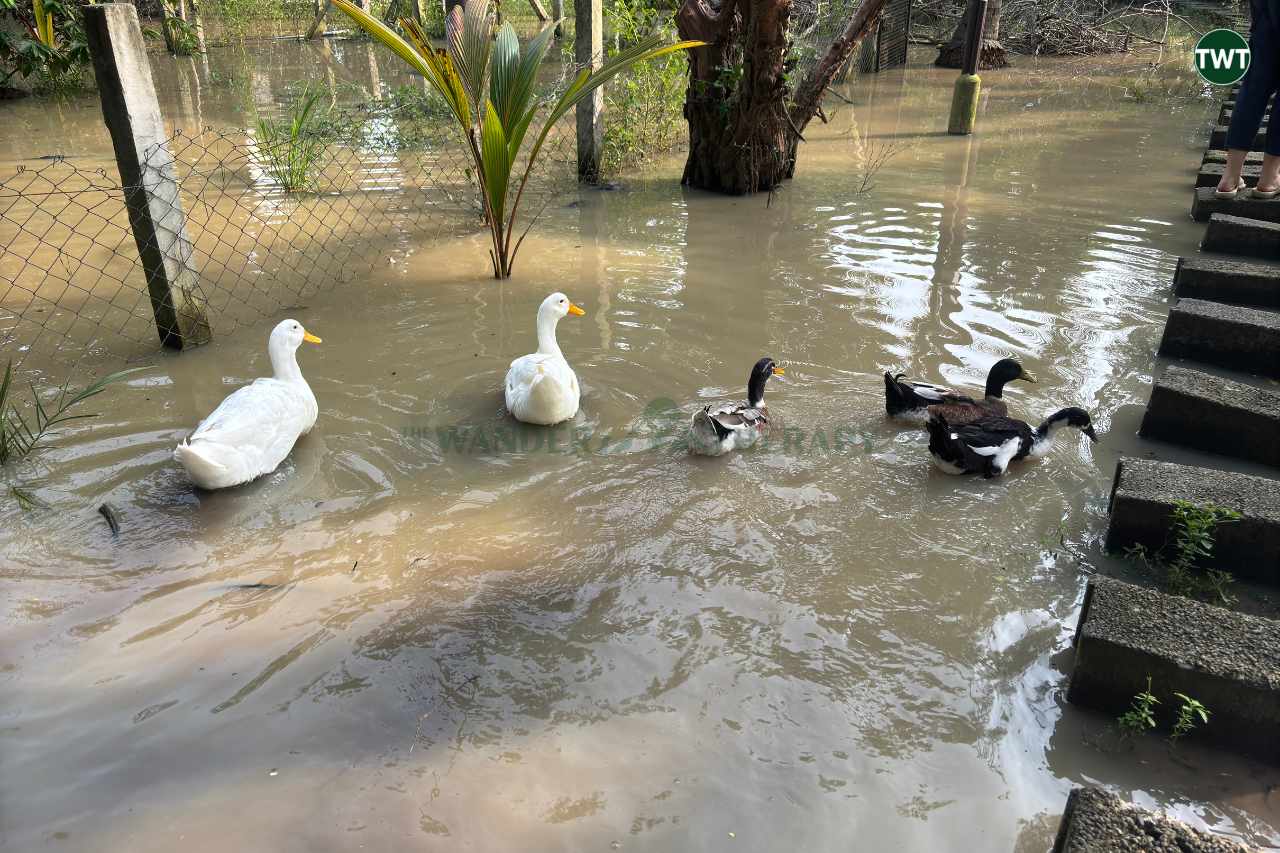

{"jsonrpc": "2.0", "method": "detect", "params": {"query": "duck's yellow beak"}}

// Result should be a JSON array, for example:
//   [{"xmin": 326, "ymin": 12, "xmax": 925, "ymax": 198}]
[
  {"xmin": 568, "ymin": 303, "xmax": 585, "ymax": 316},
  {"xmin": 772, "ymin": 366, "xmax": 785, "ymax": 375},
  {"xmin": 1018, "ymin": 370, "xmax": 1036, "ymax": 383},
  {"xmin": 303, "ymin": 330, "xmax": 322, "ymax": 344}
]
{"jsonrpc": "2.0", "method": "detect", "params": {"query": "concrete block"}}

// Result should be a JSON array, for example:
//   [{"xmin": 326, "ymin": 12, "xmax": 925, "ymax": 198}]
[
  {"xmin": 1157, "ymin": 298, "xmax": 1280, "ymax": 376},
  {"xmin": 1202, "ymin": 149, "xmax": 1265, "ymax": 166},
  {"xmin": 1067, "ymin": 577, "xmax": 1280, "ymax": 762},
  {"xmin": 1196, "ymin": 162, "xmax": 1260, "ymax": 188},
  {"xmin": 1105, "ymin": 457, "xmax": 1280, "ymax": 585},
  {"xmin": 1210, "ymin": 125, "xmax": 1267, "ymax": 150},
  {"xmin": 1202, "ymin": 213, "xmax": 1280, "ymax": 260},
  {"xmin": 1052, "ymin": 786, "xmax": 1253, "ymax": 852},
  {"xmin": 1175, "ymin": 255, "xmax": 1280, "ymax": 309},
  {"xmin": 1193, "ymin": 188, "xmax": 1280, "ymax": 223},
  {"xmin": 1139, "ymin": 366, "xmax": 1280, "ymax": 468}
]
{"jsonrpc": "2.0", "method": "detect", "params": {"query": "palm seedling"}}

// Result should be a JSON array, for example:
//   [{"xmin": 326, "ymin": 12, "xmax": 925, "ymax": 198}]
[
  {"xmin": 331, "ymin": 0, "xmax": 702, "ymax": 278},
  {"xmin": 0, "ymin": 360, "xmax": 143, "ymax": 466},
  {"xmin": 256, "ymin": 87, "xmax": 328, "ymax": 194}
]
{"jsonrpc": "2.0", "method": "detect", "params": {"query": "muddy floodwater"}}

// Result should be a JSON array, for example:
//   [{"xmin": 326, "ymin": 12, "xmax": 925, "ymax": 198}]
[{"xmin": 4, "ymin": 44, "xmax": 1280, "ymax": 852}]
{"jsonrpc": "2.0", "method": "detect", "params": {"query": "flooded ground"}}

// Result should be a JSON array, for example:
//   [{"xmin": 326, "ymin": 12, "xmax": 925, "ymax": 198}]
[{"xmin": 4, "ymin": 43, "xmax": 1280, "ymax": 852}]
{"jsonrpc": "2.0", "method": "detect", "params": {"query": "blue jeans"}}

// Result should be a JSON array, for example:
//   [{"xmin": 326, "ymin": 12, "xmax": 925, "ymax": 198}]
[{"xmin": 1226, "ymin": 0, "xmax": 1280, "ymax": 156}]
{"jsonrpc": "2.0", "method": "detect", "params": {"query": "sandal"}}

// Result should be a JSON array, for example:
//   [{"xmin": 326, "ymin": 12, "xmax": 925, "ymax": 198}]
[
  {"xmin": 1214, "ymin": 178, "xmax": 1246, "ymax": 199},
  {"xmin": 1251, "ymin": 184, "xmax": 1280, "ymax": 199}
]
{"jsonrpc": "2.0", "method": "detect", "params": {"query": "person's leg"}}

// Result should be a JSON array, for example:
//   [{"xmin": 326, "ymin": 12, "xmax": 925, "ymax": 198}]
[{"xmin": 1218, "ymin": 0, "xmax": 1277, "ymax": 193}]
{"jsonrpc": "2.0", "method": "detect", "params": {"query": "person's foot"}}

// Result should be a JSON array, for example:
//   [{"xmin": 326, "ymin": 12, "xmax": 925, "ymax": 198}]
[
  {"xmin": 1215, "ymin": 177, "xmax": 1246, "ymax": 198},
  {"xmin": 1252, "ymin": 181, "xmax": 1280, "ymax": 199}
]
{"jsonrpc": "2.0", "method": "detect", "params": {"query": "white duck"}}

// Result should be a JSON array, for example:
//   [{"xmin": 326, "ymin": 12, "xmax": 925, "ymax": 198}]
[
  {"xmin": 173, "ymin": 318, "xmax": 321, "ymax": 490},
  {"xmin": 504, "ymin": 292, "xmax": 585, "ymax": 425}
]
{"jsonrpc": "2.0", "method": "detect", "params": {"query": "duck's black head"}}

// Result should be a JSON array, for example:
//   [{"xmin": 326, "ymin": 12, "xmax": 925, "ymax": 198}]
[
  {"xmin": 1045, "ymin": 406, "xmax": 1098, "ymax": 441},
  {"xmin": 747, "ymin": 357, "xmax": 783, "ymax": 407},
  {"xmin": 985, "ymin": 358, "xmax": 1036, "ymax": 398}
]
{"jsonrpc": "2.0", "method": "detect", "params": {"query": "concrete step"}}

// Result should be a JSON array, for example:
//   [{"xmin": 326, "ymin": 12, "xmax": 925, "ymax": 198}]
[
  {"xmin": 1202, "ymin": 149, "xmax": 1265, "ymax": 165},
  {"xmin": 1195, "ymin": 162, "xmax": 1260, "ymax": 188},
  {"xmin": 1193, "ymin": 187, "xmax": 1280, "ymax": 223},
  {"xmin": 1218, "ymin": 107, "xmax": 1270, "ymax": 125},
  {"xmin": 1210, "ymin": 125, "xmax": 1268, "ymax": 150},
  {"xmin": 1052, "ymin": 786, "xmax": 1253, "ymax": 853},
  {"xmin": 1066, "ymin": 577, "xmax": 1280, "ymax": 763},
  {"xmin": 1105, "ymin": 457, "xmax": 1280, "ymax": 585},
  {"xmin": 1201, "ymin": 213, "xmax": 1280, "ymax": 260},
  {"xmin": 1174, "ymin": 255, "xmax": 1280, "ymax": 309},
  {"xmin": 1157, "ymin": 298, "xmax": 1280, "ymax": 376},
  {"xmin": 1139, "ymin": 365, "xmax": 1280, "ymax": 468}
]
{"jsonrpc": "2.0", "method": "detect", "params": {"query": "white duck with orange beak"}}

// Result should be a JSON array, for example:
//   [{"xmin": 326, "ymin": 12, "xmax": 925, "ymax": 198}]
[
  {"xmin": 174, "ymin": 318, "xmax": 322, "ymax": 489},
  {"xmin": 505, "ymin": 292, "xmax": 585, "ymax": 425}
]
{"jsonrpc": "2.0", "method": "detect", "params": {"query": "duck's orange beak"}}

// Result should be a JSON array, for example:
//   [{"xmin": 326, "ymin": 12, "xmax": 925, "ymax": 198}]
[
  {"xmin": 567, "ymin": 303, "xmax": 585, "ymax": 316},
  {"xmin": 303, "ymin": 330, "xmax": 322, "ymax": 344},
  {"xmin": 772, "ymin": 366, "xmax": 784, "ymax": 375}
]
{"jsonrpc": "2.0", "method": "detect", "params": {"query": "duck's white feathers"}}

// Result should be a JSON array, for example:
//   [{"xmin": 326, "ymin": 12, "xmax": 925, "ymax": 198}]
[
  {"xmin": 173, "ymin": 320, "xmax": 319, "ymax": 490},
  {"xmin": 505, "ymin": 353, "xmax": 580, "ymax": 425}
]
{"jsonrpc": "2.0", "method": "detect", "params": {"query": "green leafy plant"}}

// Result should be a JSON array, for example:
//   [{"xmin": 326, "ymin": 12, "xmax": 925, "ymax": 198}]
[
  {"xmin": 1125, "ymin": 500, "xmax": 1241, "ymax": 607},
  {"xmin": 163, "ymin": 15, "xmax": 203, "ymax": 55},
  {"xmin": 0, "ymin": 360, "xmax": 142, "ymax": 466},
  {"xmin": 1169, "ymin": 692, "xmax": 1209, "ymax": 744},
  {"xmin": 0, "ymin": 0, "xmax": 92, "ymax": 93},
  {"xmin": 330, "ymin": 0, "xmax": 702, "ymax": 278},
  {"xmin": 1116, "ymin": 675, "xmax": 1159, "ymax": 740},
  {"xmin": 256, "ymin": 86, "xmax": 329, "ymax": 193},
  {"xmin": 600, "ymin": 0, "xmax": 688, "ymax": 175}
]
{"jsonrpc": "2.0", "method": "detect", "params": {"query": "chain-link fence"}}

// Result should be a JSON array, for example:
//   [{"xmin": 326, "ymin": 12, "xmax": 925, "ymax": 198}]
[{"xmin": 1, "ymin": 112, "xmax": 578, "ymax": 376}]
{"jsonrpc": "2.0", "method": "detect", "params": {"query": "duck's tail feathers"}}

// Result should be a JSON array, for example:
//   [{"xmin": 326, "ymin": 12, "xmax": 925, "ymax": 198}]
[
  {"xmin": 692, "ymin": 406, "xmax": 732, "ymax": 441},
  {"xmin": 884, "ymin": 372, "xmax": 912, "ymax": 416},
  {"xmin": 173, "ymin": 440, "xmax": 228, "ymax": 485}
]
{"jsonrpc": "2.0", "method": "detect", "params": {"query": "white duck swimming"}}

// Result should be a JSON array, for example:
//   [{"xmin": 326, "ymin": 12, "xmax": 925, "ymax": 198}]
[
  {"xmin": 689, "ymin": 357, "xmax": 784, "ymax": 456},
  {"xmin": 173, "ymin": 318, "xmax": 321, "ymax": 490},
  {"xmin": 504, "ymin": 292, "xmax": 585, "ymax": 425}
]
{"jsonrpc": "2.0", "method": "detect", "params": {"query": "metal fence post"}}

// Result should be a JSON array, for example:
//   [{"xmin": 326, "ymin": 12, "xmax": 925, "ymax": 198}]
[
  {"xmin": 83, "ymin": 3, "xmax": 210, "ymax": 349},
  {"xmin": 575, "ymin": 0, "xmax": 603, "ymax": 181}
]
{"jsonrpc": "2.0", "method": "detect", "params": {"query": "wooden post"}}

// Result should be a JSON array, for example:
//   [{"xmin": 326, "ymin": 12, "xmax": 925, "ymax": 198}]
[
  {"xmin": 575, "ymin": 0, "xmax": 603, "ymax": 181},
  {"xmin": 527, "ymin": 0, "xmax": 549, "ymax": 21},
  {"xmin": 83, "ymin": 4, "xmax": 211, "ymax": 349},
  {"xmin": 946, "ymin": 0, "xmax": 986, "ymax": 135},
  {"xmin": 551, "ymin": 0, "xmax": 563, "ymax": 37}
]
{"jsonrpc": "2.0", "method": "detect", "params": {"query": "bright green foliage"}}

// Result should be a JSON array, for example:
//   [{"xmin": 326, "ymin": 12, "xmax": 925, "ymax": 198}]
[
  {"xmin": 0, "ymin": 0, "xmax": 92, "ymax": 92},
  {"xmin": 1125, "ymin": 500, "xmax": 1241, "ymax": 607},
  {"xmin": 0, "ymin": 360, "xmax": 143, "ymax": 466},
  {"xmin": 1169, "ymin": 692, "xmax": 1209, "ymax": 744},
  {"xmin": 163, "ymin": 15, "xmax": 203, "ymax": 55},
  {"xmin": 1116, "ymin": 676, "xmax": 1159, "ymax": 740},
  {"xmin": 600, "ymin": 0, "xmax": 688, "ymax": 175},
  {"xmin": 256, "ymin": 86, "xmax": 329, "ymax": 193},
  {"xmin": 330, "ymin": 0, "xmax": 702, "ymax": 278}
]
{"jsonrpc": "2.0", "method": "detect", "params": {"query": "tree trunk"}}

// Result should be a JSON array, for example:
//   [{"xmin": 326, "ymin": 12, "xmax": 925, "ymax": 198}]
[
  {"xmin": 677, "ymin": 0, "xmax": 887, "ymax": 195},
  {"xmin": 935, "ymin": 0, "xmax": 1006, "ymax": 69}
]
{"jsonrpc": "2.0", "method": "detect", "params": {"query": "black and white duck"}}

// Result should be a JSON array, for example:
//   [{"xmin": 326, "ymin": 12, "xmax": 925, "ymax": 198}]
[
  {"xmin": 925, "ymin": 407, "xmax": 1097, "ymax": 478},
  {"xmin": 689, "ymin": 357, "xmax": 784, "ymax": 456},
  {"xmin": 883, "ymin": 358, "xmax": 1036, "ymax": 424}
]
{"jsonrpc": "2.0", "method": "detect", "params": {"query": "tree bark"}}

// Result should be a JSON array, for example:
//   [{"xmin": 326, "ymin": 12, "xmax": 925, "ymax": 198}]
[
  {"xmin": 935, "ymin": 0, "xmax": 1006, "ymax": 69},
  {"xmin": 677, "ymin": 0, "xmax": 887, "ymax": 195}
]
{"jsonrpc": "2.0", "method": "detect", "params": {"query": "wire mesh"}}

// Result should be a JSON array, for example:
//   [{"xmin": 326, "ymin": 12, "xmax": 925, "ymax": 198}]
[{"xmin": 1, "ymin": 110, "xmax": 579, "ymax": 377}]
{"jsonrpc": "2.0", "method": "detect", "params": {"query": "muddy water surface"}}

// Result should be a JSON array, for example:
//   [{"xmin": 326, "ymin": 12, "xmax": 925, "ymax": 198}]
[{"xmin": 4, "ymin": 46, "xmax": 1280, "ymax": 852}]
